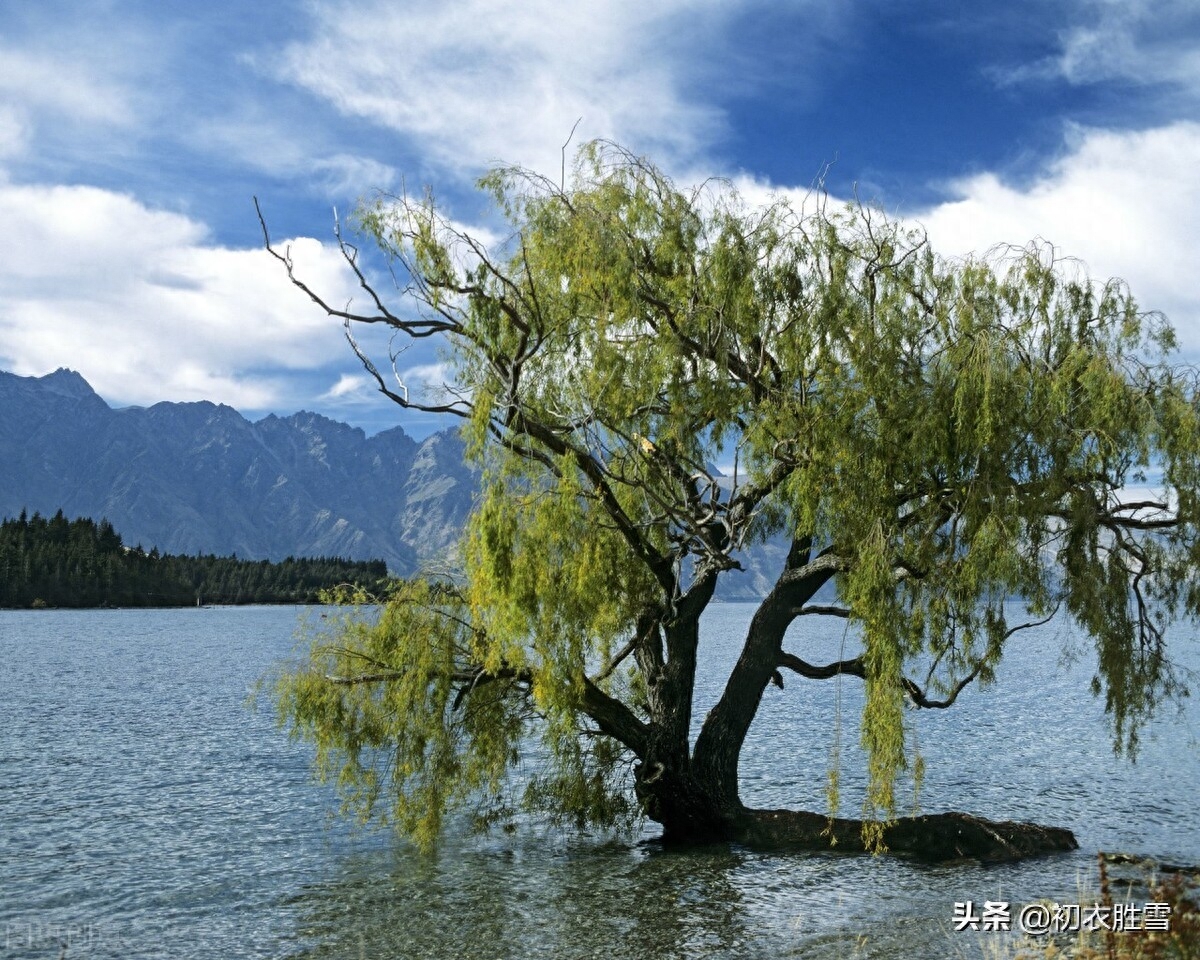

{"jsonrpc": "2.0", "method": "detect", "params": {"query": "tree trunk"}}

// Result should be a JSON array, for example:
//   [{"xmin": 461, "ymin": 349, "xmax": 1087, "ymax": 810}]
[
  {"xmin": 691, "ymin": 540, "xmax": 838, "ymax": 806},
  {"xmin": 734, "ymin": 809, "xmax": 1078, "ymax": 862},
  {"xmin": 637, "ymin": 768, "xmax": 1077, "ymax": 861},
  {"xmin": 635, "ymin": 543, "xmax": 1079, "ymax": 862},
  {"xmin": 635, "ymin": 767, "xmax": 737, "ymax": 843}
]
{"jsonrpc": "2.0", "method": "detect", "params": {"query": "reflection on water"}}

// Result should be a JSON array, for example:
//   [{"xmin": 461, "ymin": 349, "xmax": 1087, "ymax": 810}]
[
  {"xmin": 288, "ymin": 839, "xmax": 761, "ymax": 960},
  {"xmin": 281, "ymin": 832, "xmax": 1107, "ymax": 960},
  {"xmin": 1, "ymin": 606, "xmax": 1197, "ymax": 959}
]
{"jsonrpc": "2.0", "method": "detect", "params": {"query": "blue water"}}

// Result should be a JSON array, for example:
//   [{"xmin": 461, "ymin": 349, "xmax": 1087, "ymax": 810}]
[{"xmin": 1, "ymin": 605, "xmax": 1197, "ymax": 959}]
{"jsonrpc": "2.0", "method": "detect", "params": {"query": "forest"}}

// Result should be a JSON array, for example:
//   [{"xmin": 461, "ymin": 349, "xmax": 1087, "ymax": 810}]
[{"xmin": 0, "ymin": 510, "xmax": 390, "ymax": 608}]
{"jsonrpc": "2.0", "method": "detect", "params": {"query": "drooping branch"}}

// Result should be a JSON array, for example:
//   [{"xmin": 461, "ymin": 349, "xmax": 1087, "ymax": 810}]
[
  {"xmin": 323, "ymin": 660, "xmax": 649, "ymax": 757},
  {"xmin": 775, "ymin": 650, "xmax": 973, "ymax": 708},
  {"xmin": 261, "ymin": 199, "xmax": 688, "ymax": 595},
  {"xmin": 591, "ymin": 613, "xmax": 660, "ymax": 683},
  {"xmin": 777, "ymin": 605, "xmax": 1063, "ymax": 708},
  {"xmin": 506, "ymin": 411, "xmax": 677, "ymax": 594}
]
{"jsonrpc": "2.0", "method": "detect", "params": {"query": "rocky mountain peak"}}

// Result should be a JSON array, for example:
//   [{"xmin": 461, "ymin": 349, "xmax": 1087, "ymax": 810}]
[{"xmin": 0, "ymin": 369, "xmax": 475, "ymax": 577}]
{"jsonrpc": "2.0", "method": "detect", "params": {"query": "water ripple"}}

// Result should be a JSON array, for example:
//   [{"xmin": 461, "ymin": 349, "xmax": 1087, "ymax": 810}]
[{"xmin": 2, "ymin": 605, "xmax": 1197, "ymax": 959}]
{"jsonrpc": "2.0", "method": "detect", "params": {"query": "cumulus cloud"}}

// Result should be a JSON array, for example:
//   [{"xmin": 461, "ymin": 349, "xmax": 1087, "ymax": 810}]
[
  {"xmin": 914, "ymin": 122, "xmax": 1200, "ymax": 347},
  {"xmin": 273, "ymin": 0, "xmax": 743, "ymax": 179},
  {"xmin": 0, "ymin": 182, "xmax": 366, "ymax": 411}
]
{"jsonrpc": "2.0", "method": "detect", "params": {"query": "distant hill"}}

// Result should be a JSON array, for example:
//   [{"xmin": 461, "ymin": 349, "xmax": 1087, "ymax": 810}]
[
  {"xmin": 0, "ymin": 509, "xmax": 389, "ymax": 608},
  {"xmin": 0, "ymin": 369, "xmax": 786, "ymax": 599},
  {"xmin": 0, "ymin": 369, "xmax": 475, "ymax": 577}
]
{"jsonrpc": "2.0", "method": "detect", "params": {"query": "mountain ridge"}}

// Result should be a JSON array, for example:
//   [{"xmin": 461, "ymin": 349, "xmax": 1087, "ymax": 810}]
[
  {"xmin": 0, "ymin": 369, "xmax": 782, "ymax": 598},
  {"xmin": 0, "ymin": 369, "xmax": 473, "ymax": 576}
]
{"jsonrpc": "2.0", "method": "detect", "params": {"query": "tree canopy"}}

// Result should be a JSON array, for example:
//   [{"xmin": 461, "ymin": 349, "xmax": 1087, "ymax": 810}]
[{"xmin": 268, "ymin": 142, "xmax": 1199, "ymax": 856}]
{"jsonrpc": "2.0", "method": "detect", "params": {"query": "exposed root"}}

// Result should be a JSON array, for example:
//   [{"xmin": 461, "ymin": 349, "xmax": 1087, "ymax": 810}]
[{"xmin": 735, "ymin": 808, "xmax": 1079, "ymax": 862}]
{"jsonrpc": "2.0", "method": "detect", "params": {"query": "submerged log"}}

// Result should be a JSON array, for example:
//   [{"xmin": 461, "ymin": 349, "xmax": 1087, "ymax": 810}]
[
  {"xmin": 1101, "ymin": 851, "xmax": 1200, "ymax": 876},
  {"xmin": 734, "ymin": 809, "xmax": 1079, "ymax": 862}
]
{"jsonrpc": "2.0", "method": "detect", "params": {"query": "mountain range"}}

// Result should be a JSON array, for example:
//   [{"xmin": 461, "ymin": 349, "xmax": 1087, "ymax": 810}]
[
  {"xmin": 0, "ymin": 368, "xmax": 475, "ymax": 577},
  {"xmin": 0, "ymin": 369, "xmax": 782, "ymax": 598}
]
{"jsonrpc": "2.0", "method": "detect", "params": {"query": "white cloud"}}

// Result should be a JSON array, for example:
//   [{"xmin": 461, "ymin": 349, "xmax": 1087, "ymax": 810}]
[
  {"xmin": 0, "ymin": 104, "xmax": 28, "ymax": 160},
  {"xmin": 998, "ymin": 0, "xmax": 1200, "ymax": 95},
  {"xmin": 0, "ymin": 31, "xmax": 154, "ymax": 168},
  {"xmin": 273, "ymin": 0, "xmax": 740, "ymax": 179},
  {"xmin": 0, "ymin": 182, "xmax": 365, "ymax": 411},
  {"xmin": 398, "ymin": 362, "xmax": 457, "ymax": 400},
  {"xmin": 0, "ymin": 46, "xmax": 136, "ymax": 130},
  {"xmin": 914, "ymin": 122, "xmax": 1200, "ymax": 348},
  {"xmin": 312, "ymin": 154, "xmax": 399, "ymax": 198},
  {"xmin": 320, "ymin": 373, "xmax": 372, "ymax": 401},
  {"xmin": 190, "ymin": 112, "xmax": 400, "ymax": 199},
  {"xmin": 1058, "ymin": 1, "xmax": 1200, "ymax": 90}
]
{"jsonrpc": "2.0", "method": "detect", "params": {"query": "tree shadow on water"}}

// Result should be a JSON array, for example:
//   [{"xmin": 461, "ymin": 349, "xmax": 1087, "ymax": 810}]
[
  {"xmin": 275, "ymin": 833, "xmax": 979, "ymax": 960},
  {"xmin": 274, "ymin": 836, "xmax": 768, "ymax": 960}
]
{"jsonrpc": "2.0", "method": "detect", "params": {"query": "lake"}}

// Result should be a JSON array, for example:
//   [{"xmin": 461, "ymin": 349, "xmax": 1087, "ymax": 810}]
[{"xmin": 1, "ymin": 605, "xmax": 1197, "ymax": 958}]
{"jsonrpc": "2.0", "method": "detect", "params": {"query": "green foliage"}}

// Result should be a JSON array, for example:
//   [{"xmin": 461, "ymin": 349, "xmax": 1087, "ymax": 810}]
[
  {"xmin": 274, "ymin": 141, "xmax": 1200, "ymax": 848},
  {"xmin": 274, "ymin": 579, "xmax": 637, "ymax": 849}
]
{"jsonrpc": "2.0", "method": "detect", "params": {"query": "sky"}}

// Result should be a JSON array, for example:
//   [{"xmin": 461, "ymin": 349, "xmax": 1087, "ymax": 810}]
[{"xmin": 2, "ymin": 0, "xmax": 1200, "ymax": 438}]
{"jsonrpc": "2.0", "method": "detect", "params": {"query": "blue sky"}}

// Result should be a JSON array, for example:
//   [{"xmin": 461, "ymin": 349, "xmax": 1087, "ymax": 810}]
[{"xmin": 2, "ymin": 0, "xmax": 1199, "ymax": 438}]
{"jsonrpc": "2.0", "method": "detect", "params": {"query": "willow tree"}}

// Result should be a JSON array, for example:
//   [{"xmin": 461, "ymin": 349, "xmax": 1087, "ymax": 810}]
[{"xmin": 265, "ymin": 142, "xmax": 1200, "ymax": 859}]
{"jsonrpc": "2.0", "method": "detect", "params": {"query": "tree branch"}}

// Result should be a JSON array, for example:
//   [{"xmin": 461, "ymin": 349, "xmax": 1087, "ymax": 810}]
[
  {"xmin": 581, "ymin": 676, "xmax": 650, "ymax": 757},
  {"xmin": 778, "ymin": 651, "xmax": 865, "ymax": 681},
  {"xmin": 777, "ymin": 604, "xmax": 1062, "ymax": 708},
  {"xmin": 793, "ymin": 604, "xmax": 851, "ymax": 618},
  {"xmin": 324, "ymin": 670, "xmax": 405, "ymax": 686}
]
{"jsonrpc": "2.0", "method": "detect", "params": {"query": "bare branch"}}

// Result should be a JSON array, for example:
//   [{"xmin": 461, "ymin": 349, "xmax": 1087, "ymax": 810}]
[
  {"xmin": 793, "ymin": 604, "xmax": 851, "ymax": 618},
  {"xmin": 324, "ymin": 670, "xmax": 405, "ymax": 686},
  {"xmin": 778, "ymin": 651, "xmax": 865, "ymax": 681},
  {"xmin": 777, "ymin": 550, "xmax": 849, "ymax": 588},
  {"xmin": 581, "ymin": 676, "xmax": 649, "ymax": 757},
  {"xmin": 777, "ymin": 604, "xmax": 1062, "ymax": 708}
]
